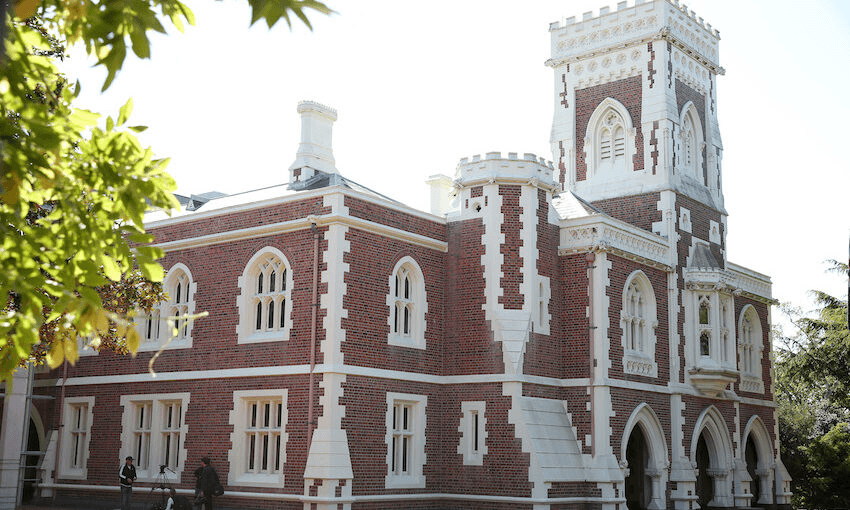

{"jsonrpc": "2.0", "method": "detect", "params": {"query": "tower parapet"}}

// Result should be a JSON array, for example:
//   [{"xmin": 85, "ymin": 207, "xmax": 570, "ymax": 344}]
[{"xmin": 455, "ymin": 152, "xmax": 556, "ymax": 189}]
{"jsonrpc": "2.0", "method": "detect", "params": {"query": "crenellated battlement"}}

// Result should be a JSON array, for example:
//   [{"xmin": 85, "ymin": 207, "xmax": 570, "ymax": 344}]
[
  {"xmin": 548, "ymin": 0, "xmax": 720, "ymax": 70},
  {"xmin": 455, "ymin": 152, "xmax": 556, "ymax": 189}
]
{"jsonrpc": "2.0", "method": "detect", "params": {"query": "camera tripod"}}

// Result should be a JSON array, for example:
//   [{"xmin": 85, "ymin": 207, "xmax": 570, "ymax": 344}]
[{"xmin": 147, "ymin": 465, "xmax": 175, "ymax": 510}]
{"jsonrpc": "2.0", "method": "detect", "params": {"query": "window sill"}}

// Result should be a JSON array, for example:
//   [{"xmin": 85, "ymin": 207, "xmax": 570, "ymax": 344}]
[
  {"xmin": 388, "ymin": 334, "xmax": 425, "ymax": 350},
  {"xmin": 385, "ymin": 474, "xmax": 425, "ymax": 489},
  {"xmin": 238, "ymin": 331, "xmax": 290, "ymax": 344}
]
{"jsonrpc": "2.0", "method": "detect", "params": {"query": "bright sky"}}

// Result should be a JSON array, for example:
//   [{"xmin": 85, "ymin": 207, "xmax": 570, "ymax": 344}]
[{"xmin": 64, "ymin": 0, "xmax": 850, "ymax": 324}]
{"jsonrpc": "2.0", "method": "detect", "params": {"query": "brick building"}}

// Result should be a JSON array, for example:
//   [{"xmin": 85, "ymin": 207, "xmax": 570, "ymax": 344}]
[{"xmin": 4, "ymin": 1, "xmax": 792, "ymax": 509}]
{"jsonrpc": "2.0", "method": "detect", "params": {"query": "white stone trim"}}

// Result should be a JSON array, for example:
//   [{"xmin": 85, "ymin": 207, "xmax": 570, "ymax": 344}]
[
  {"xmin": 386, "ymin": 256, "xmax": 427, "ymax": 350},
  {"xmin": 227, "ymin": 389, "xmax": 288, "ymax": 488},
  {"xmin": 458, "ymin": 401, "xmax": 487, "ymax": 466},
  {"xmin": 58, "ymin": 396, "xmax": 95, "ymax": 480},
  {"xmin": 741, "ymin": 415, "xmax": 775, "ymax": 505},
  {"xmin": 691, "ymin": 405, "xmax": 735, "ymax": 507},
  {"xmin": 583, "ymin": 98, "xmax": 637, "ymax": 179},
  {"xmin": 136, "ymin": 262, "xmax": 197, "ymax": 352},
  {"xmin": 678, "ymin": 207, "xmax": 692, "ymax": 234},
  {"xmin": 119, "ymin": 392, "xmax": 190, "ymax": 482},
  {"xmin": 709, "ymin": 220, "xmax": 721, "ymax": 244},
  {"xmin": 559, "ymin": 215, "xmax": 671, "ymax": 270},
  {"xmin": 621, "ymin": 270, "xmax": 658, "ymax": 378},
  {"xmin": 385, "ymin": 392, "xmax": 427, "ymax": 489},
  {"xmin": 737, "ymin": 305, "xmax": 765, "ymax": 394},
  {"xmin": 236, "ymin": 247, "xmax": 294, "ymax": 345},
  {"xmin": 621, "ymin": 403, "xmax": 669, "ymax": 510}
]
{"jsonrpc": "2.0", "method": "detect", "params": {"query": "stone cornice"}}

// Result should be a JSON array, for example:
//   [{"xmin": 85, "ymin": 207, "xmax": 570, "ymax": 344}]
[
  {"xmin": 558, "ymin": 214, "xmax": 671, "ymax": 270},
  {"xmin": 152, "ymin": 208, "xmax": 448, "ymax": 253},
  {"xmin": 683, "ymin": 265, "xmax": 774, "ymax": 304}
]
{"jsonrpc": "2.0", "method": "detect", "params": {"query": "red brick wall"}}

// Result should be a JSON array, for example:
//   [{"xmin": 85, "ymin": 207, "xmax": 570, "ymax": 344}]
[
  {"xmin": 444, "ymin": 218, "xmax": 505, "ymax": 375},
  {"xmin": 606, "ymin": 255, "xmax": 670, "ymax": 385},
  {"xmin": 499, "ymin": 185, "xmax": 524, "ymax": 310},
  {"xmin": 340, "ymin": 228, "xmax": 445, "ymax": 374},
  {"xmin": 681, "ymin": 396, "xmax": 736, "ymax": 457},
  {"xmin": 149, "ymin": 197, "xmax": 329, "ymax": 244},
  {"xmin": 345, "ymin": 196, "xmax": 447, "ymax": 243},
  {"xmin": 558, "ymin": 254, "xmax": 592, "ymax": 380},
  {"xmin": 591, "ymin": 192, "xmax": 662, "ymax": 233},
  {"xmin": 575, "ymin": 75, "xmax": 645, "ymax": 181}
]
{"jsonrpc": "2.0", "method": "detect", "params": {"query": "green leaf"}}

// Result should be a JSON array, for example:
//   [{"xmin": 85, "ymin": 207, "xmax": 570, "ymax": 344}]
[
  {"xmin": 117, "ymin": 98, "xmax": 134, "ymax": 127},
  {"xmin": 101, "ymin": 254, "xmax": 122, "ymax": 281},
  {"xmin": 138, "ymin": 260, "xmax": 164, "ymax": 282}
]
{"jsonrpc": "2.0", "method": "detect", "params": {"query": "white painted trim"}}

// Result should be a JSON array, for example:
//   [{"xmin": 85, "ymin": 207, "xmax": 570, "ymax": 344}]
[
  {"xmin": 58, "ymin": 396, "xmax": 95, "ymax": 480},
  {"xmin": 621, "ymin": 270, "xmax": 659, "ymax": 378},
  {"xmin": 227, "ymin": 389, "xmax": 288, "ymax": 488},
  {"xmin": 119, "ymin": 392, "xmax": 190, "ymax": 482},
  {"xmin": 385, "ymin": 392, "xmax": 427, "ymax": 489},
  {"xmin": 458, "ymin": 401, "xmax": 487, "ymax": 465},
  {"xmin": 386, "ymin": 256, "xmax": 427, "ymax": 350},
  {"xmin": 236, "ymin": 246, "xmax": 294, "ymax": 345}
]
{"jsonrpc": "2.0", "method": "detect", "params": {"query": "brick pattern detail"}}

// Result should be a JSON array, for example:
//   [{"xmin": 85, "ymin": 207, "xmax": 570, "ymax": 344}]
[
  {"xmin": 498, "ymin": 185, "xmax": 524, "ymax": 310},
  {"xmin": 607, "ymin": 255, "xmax": 669, "ymax": 384},
  {"xmin": 470, "ymin": 186, "xmax": 483, "ymax": 198},
  {"xmin": 666, "ymin": 42, "xmax": 673, "ymax": 88},
  {"xmin": 574, "ymin": 76, "xmax": 645, "ymax": 181},
  {"xmin": 446, "ymin": 218, "xmax": 505, "ymax": 375},
  {"xmin": 675, "ymin": 79, "xmax": 708, "ymax": 185},
  {"xmin": 150, "ymin": 197, "xmax": 329, "ymax": 244},
  {"xmin": 650, "ymin": 120, "xmax": 659, "ymax": 175},
  {"xmin": 345, "ymin": 196, "xmax": 447, "ymax": 242},
  {"xmin": 340, "ymin": 229, "xmax": 445, "ymax": 373},
  {"xmin": 591, "ymin": 192, "xmax": 662, "ymax": 233},
  {"xmin": 558, "ymin": 140, "xmax": 567, "ymax": 187},
  {"xmin": 647, "ymin": 42, "xmax": 656, "ymax": 88},
  {"xmin": 560, "ymin": 74, "xmax": 569, "ymax": 108}
]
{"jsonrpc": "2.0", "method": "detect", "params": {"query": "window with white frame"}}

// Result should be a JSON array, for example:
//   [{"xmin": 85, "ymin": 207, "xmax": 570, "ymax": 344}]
[
  {"xmin": 458, "ymin": 401, "xmax": 487, "ymax": 466},
  {"xmin": 137, "ymin": 263, "xmax": 196, "ymax": 351},
  {"xmin": 386, "ymin": 257, "xmax": 427, "ymax": 349},
  {"xmin": 385, "ymin": 392, "xmax": 426, "ymax": 488},
  {"xmin": 584, "ymin": 98, "xmax": 635, "ymax": 177},
  {"xmin": 677, "ymin": 104, "xmax": 704, "ymax": 184},
  {"xmin": 227, "ymin": 389, "xmax": 288, "ymax": 487},
  {"xmin": 533, "ymin": 276, "xmax": 551, "ymax": 335},
  {"xmin": 698, "ymin": 294, "xmax": 712, "ymax": 357},
  {"xmin": 237, "ymin": 248, "xmax": 293, "ymax": 344},
  {"xmin": 621, "ymin": 271, "xmax": 658, "ymax": 377},
  {"xmin": 120, "ymin": 393, "xmax": 189, "ymax": 481},
  {"xmin": 59, "ymin": 396, "xmax": 94, "ymax": 479},
  {"xmin": 738, "ymin": 306, "xmax": 765, "ymax": 393}
]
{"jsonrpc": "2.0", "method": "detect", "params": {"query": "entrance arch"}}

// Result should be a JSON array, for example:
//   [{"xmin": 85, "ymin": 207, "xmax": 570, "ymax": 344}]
[
  {"xmin": 691, "ymin": 406, "xmax": 734, "ymax": 508},
  {"xmin": 621, "ymin": 404, "xmax": 668, "ymax": 510},
  {"xmin": 742, "ymin": 415, "xmax": 774, "ymax": 506}
]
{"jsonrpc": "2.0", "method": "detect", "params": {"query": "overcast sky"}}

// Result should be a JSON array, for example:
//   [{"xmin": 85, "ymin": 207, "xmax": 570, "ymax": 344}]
[{"xmin": 63, "ymin": 0, "xmax": 850, "ymax": 325}]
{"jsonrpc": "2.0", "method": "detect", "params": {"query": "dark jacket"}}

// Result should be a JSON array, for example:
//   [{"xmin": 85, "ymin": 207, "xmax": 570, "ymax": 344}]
[
  {"xmin": 198, "ymin": 465, "xmax": 219, "ymax": 495},
  {"xmin": 119, "ymin": 464, "xmax": 136, "ymax": 487}
]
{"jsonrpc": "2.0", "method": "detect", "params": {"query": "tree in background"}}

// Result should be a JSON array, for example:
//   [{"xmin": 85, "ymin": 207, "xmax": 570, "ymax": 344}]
[
  {"xmin": 775, "ymin": 260, "xmax": 850, "ymax": 508},
  {"xmin": 1, "ymin": 0, "xmax": 330, "ymax": 378}
]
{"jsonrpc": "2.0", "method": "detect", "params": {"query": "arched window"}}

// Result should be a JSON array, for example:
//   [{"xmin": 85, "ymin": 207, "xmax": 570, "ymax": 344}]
[
  {"xmin": 237, "ymin": 248, "xmax": 293, "ymax": 344},
  {"xmin": 738, "ymin": 305, "xmax": 764, "ymax": 393},
  {"xmin": 386, "ymin": 257, "xmax": 427, "ymax": 349},
  {"xmin": 584, "ymin": 98, "xmax": 635, "ymax": 178},
  {"xmin": 137, "ymin": 263, "xmax": 196, "ymax": 350},
  {"xmin": 677, "ymin": 103, "xmax": 705, "ymax": 184},
  {"xmin": 621, "ymin": 271, "xmax": 658, "ymax": 377}
]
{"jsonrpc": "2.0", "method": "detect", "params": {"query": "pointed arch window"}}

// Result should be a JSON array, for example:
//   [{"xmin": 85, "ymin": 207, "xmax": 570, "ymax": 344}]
[
  {"xmin": 237, "ymin": 248, "xmax": 293, "ymax": 344},
  {"xmin": 738, "ymin": 306, "xmax": 765, "ymax": 393},
  {"xmin": 584, "ymin": 98, "xmax": 635, "ymax": 178},
  {"xmin": 677, "ymin": 103, "xmax": 705, "ymax": 184},
  {"xmin": 137, "ymin": 263, "xmax": 196, "ymax": 350},
  {"xmin": 387, "ymin": 257, "xmax": 427, "ymax": 349},
  {"xmin": 621, "ymin": 271, "xmax": 658, "ymax": 377}
]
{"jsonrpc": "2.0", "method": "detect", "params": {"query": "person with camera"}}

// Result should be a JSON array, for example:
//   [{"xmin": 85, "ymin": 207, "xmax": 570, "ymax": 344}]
[{"xmin": 119, "ymin": 456, "xmax": 136, "ymax": 510}]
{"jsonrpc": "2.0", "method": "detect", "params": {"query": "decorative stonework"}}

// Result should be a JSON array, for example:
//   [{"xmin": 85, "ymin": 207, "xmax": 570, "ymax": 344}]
[{"xmin": 559, "ymin": 216, "xmax": 670, "ymax": 269}]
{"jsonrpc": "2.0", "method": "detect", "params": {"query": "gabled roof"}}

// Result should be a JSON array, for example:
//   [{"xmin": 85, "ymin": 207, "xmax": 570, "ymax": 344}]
[{"xmin": 552, "ymin": 191, "xmax": 604, "ymax": 220}]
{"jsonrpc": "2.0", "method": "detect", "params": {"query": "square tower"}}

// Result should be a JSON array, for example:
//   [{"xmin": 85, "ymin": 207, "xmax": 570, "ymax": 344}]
[{"xmin": 548, "ymin": 0, "xmax": 724, "ymax": 215}]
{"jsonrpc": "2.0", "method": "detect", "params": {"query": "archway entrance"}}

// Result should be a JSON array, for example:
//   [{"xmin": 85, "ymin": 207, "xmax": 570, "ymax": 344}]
[
  {"xmin": 745, "ymin": 435, "xmax": 760, "ymax": 506},
  {"xmin": 625, "ymin": 426, "xmax": 651, "ymax": 510},
  {"xmin": 696, "ymin": 434, "xmax": 713, "ymax": 509}
]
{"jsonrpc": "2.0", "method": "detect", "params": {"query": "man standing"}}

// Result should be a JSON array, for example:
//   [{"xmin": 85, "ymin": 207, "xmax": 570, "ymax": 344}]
[
  {"xmin": 197, "ymin": 457, "xmax": 221, "ymax": 510},
  {"xmin": 119, "ymin": 456, "xmax": 136, "ymax": 510}
]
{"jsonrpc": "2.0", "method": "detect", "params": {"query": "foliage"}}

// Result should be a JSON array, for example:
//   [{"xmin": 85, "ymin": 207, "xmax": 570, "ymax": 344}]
[
  {"xmin": 775, "ymin": 260, "xmax": 850, "ymax": 509},
  {"xmin": 1, "ymin": 0, "xmax": 330, "ymax": 379}
]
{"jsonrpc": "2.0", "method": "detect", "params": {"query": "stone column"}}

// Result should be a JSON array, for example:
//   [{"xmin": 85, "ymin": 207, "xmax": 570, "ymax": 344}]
[{"xmin": 0, "ymin": 368, "xmax": 30, "ymax": 509}]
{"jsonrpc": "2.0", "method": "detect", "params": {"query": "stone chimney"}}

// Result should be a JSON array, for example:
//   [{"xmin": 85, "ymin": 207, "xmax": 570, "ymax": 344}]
[{"xmin": 289, "ymin": 101, "xmax": 338, "ymax": 185}]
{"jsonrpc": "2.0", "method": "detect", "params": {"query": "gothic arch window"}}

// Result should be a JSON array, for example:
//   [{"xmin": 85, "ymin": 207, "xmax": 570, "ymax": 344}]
[
  {"xmin": 677, "ymin": 102, "xmax": 705, "ymax": 184},
  {"xmin": 738, "ymin": 305, "xmax": 765, "ymax": 393},
  {"xmin": 621, "ymin": 271, "xmax": 658, "ymax": 377},
  {"xmin": 692, "ymin": 406, "xmax": 735, "ymax": 508},
  {"xmin": 137, "ymin": 263, "xmax": 196, "ymax": 350},
  {"xmin": 585, "ymin": 98, "xmax": 635, "ymax": 177},
  {"xmin": 237, "ymin": 247, "xmax": 294, "ymax": 344},
  {"xmin": 386, "ymin": 256, "xmax": 427, "ymax": 349}
]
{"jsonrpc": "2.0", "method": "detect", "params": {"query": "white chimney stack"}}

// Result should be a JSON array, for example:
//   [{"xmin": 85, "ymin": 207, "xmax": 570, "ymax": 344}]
[{"xmin": 289, "ymin": 100, "xmax": 338, "ymax": 185}]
